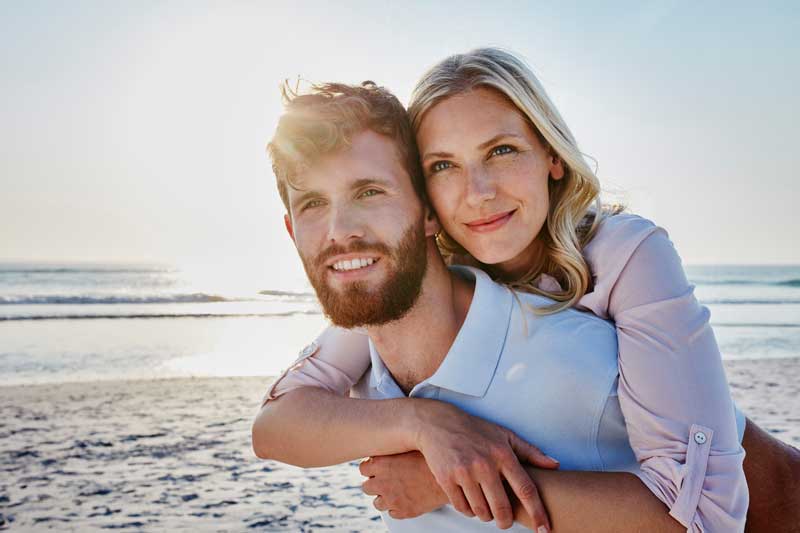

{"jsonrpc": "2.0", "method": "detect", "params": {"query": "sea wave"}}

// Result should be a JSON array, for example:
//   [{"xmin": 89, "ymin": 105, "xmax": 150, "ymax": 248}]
[
  {"xmin": 0, "ymin": 267, "xmax": 173, "ymax": 275},
  {"xmin": 694, "ymin": 278, "xmax": 800, "ymax": 287},
  {"xmin": 0, "ymin": 293, "xmax": 238, "ymax": 305},
  {"xmin": 712, "ymin": 322, "xmax": 800, "ymax": 328},
  {"xmin": 702, "ymin": 298, "xmax": 800, "ymax": 305},
  {"xmin": 258, "ymin": 289, "xmax": 315, "ymax": 298},
  {"xmin": 0, "ymin": 310, "xmax": 321, "ymax": 321}
]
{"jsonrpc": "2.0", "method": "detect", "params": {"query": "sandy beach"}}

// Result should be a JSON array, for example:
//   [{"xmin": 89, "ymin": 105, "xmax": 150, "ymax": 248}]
[{"xmin": 2, "ymin": 358, "xmax": 798, "ymax": 532}]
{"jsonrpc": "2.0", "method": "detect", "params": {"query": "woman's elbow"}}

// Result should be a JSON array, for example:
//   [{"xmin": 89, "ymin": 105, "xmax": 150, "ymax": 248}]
[{"xmin": 251, "ymin": 404, "xmax": 278, "ymax": 460}]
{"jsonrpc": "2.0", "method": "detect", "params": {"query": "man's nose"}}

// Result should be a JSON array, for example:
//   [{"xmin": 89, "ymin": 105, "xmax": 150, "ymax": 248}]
[
  {"xmin": 326, "ymin": 206, "xmax": 366, "ymax": 244},
  {"xmin": 464, "ymin": 164, "xmax": 497, "ymax": 208}
]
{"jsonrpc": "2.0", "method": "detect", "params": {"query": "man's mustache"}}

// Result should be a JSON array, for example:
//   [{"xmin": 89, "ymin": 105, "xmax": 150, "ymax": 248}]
[{"xmin": 313, "ymin": 240, "xmax": 393, "ymax": 269}]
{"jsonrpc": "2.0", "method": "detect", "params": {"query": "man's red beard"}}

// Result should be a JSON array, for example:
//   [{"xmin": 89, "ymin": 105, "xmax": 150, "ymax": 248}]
[{"xmin": 300, "ymin": 218, "xmax": 428, "ymax": 329}]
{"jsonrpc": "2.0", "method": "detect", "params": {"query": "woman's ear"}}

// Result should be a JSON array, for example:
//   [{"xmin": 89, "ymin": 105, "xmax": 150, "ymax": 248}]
[
  {"xmin": 423, "ymin": 205, "xmax": 441, "ymax": 237},
  {"xmin": 549, "ymin": 155, "xmax": 565, "ymax": 181}
]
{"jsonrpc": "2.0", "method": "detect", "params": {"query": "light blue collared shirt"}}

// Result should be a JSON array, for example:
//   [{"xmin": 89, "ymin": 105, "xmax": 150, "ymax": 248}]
[{"xmin": 351, "ymin": 266, "xmax": 744, "ymax": 532}]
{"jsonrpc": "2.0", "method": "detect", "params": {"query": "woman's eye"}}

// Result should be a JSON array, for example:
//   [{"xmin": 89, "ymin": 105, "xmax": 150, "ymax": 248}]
[
  {"xmin": 431, "ymin": 161, "xmax": 453, "ymax": 173},
  {"xmin": 491, "ymin": 145, "xmax": 515, "ymax": 157}
]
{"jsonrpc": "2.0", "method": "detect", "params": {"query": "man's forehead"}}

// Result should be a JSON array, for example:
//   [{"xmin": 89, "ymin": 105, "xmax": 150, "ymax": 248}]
[{"xmin": 290, "ymin": 131, "xmax": 409, "ymax": 193}]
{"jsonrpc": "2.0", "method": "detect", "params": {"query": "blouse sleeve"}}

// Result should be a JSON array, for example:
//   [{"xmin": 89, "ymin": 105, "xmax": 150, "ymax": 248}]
[
  {"xmin": 591, "ymin": 219, "xmax": 748, "ymax": 532},
  {"xmin": 261, "ymin": 325, "xmax": 372, "ymax": 405}
]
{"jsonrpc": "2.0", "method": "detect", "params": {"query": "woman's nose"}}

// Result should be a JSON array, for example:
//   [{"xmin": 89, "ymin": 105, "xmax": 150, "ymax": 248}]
[{"xmin": 464, "ymin": 166, "xmax": 497, "ymax": 208}]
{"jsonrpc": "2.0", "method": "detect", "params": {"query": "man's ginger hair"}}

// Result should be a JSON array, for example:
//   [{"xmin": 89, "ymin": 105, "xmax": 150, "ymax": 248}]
[{"xmin": 267, "ymin": 81, "xmax": 426, "ymax": 213}]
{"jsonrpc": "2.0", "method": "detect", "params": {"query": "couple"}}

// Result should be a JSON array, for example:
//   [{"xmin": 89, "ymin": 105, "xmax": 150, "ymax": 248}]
[{"xmin": 253, "ymin": 49, "xmax": 799, "ymax": 532}]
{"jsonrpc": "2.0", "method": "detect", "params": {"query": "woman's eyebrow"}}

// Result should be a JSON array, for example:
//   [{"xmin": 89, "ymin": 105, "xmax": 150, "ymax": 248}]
[
  {"xmin": 422, "ymin": 132, "xmax": 527, "ymax": 162},
  {"xmin": 477, "ymin": 132, "xmax": 525, "ymax": 150},
  {"xmin": 421, "ymin": 150, "xmax": 454, "ymax": 162}
]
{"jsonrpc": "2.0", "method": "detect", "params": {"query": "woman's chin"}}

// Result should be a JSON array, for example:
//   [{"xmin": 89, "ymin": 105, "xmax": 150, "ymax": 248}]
[{"xmin": 466, "ymin": 248, "xmax": 518, "ymax": 268}]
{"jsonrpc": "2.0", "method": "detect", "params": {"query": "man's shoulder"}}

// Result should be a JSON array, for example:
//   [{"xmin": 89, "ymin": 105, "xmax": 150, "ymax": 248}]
[
  {"xmin": 453, "ymin": 264, "xmax": 615, "ymax": 333},
  {"xmin": 512, "ymin": 289, "xmax": 616, "ymax": 333}
]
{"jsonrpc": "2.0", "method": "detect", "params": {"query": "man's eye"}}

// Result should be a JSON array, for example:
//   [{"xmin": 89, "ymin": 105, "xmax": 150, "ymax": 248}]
[
  {"xmin": 359, "ymin": 189, "xmax": 381, "ymax": 198},
  {"xmin": 431, "ymin": 161, "xmax": 453, "ymax": 173},
  {"xmin": 491, "ymin": 145, "xmax": 515, "ymax": 157},
  {"xmin": 303, "ymin": 199, "xmax": 323, "ymax": 210}
]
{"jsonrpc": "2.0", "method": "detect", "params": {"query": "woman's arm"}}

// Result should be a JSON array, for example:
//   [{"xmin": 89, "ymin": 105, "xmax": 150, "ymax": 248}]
[
  {"xmin": 254, "ymin": 387, "xmax": 418, "ymax": 466},
  {"xmin": 361, "ymin": 451, "xmax": 683, "ymax": 532},
  {"xmin": 261, "ymin": 325, "xmax": 371, "ymax": 402},
  {"xmin": 252, "ymin": 326, "xmax": 558, "ymax": 530},
  {"xmin": 594, "ymin": 219, "xmax": 748, "ymax": 531}
]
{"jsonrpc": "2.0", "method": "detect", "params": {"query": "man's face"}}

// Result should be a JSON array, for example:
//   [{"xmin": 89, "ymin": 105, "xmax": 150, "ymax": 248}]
[{"xmin": 285, "ymin": 130, "xmax": 437, "ymax": 328}]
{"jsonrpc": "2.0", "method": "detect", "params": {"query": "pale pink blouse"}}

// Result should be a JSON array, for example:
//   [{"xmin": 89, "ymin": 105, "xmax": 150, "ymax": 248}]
[{"xmin": 265, "ymin": 214, "xmax": 748, "ymax": 532}]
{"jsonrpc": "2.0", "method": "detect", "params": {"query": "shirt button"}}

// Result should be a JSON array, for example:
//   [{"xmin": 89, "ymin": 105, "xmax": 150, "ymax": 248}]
[
  {"xmin": 299, "ymin": 341, "xmax": 319, "ymax": 358},
  {"xmin": 694, "ymin": 431, "xmax": 707, "ymax": 445}
]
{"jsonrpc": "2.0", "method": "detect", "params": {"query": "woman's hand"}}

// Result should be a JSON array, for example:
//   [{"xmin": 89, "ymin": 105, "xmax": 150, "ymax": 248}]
[
  {"xmin": 408, "ymin": 400, "xmax": 558, "ymax": 530},
  {"xmin": 360, "ymin": 451, "xmax": 447, "ymax": 519}
]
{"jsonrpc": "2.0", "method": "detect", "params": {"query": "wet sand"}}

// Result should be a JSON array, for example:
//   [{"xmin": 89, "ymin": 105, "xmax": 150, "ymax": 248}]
[{"xmin": 1, "ymin": 358, "xmax": 798, "ymax": 531}]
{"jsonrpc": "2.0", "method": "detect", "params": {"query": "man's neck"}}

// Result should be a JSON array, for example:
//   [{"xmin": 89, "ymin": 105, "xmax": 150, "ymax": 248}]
[{"xmin": 365, "ymin": 247, "xmax": 475, "ymax": 395}]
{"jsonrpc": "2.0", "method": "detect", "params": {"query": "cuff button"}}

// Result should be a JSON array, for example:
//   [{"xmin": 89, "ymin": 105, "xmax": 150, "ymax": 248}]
[
  {"xmin": 299, "ymin": 341, "xmax": 319, "ymax": 358},
  {"xmin": 693, "ymin": 431, "xmax": 707, "ymax": 445}
]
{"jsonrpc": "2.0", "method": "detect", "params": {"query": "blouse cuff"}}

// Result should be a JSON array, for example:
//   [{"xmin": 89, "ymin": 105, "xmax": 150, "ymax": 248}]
[
  {"xmin": 634, "ymin": 424, "xmax": 748, "ymax": 532},
  {"xmin": 262, "ymin": 341, "xmax": 321, "ymax": 405},
  {"xmin": 670, "ymin": 424, "xmax": 714, "ymax": 528}
]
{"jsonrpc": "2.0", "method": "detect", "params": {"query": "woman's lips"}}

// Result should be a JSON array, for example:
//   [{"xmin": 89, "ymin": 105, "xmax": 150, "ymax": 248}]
[{"xmin": 464, "ymin": 209, "xmax": 516, "ymax": 233}]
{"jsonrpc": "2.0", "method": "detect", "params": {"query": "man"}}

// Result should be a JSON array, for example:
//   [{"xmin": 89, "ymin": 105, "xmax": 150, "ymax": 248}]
[{"xmin": 254, "ymin": 82, "xmax": 797, "ymax": 532}]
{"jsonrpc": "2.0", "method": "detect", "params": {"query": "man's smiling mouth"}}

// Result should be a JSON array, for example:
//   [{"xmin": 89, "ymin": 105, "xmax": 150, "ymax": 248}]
[{"xmin": 331, "ymin": 257, "xmax": 378, "ymax": 271}]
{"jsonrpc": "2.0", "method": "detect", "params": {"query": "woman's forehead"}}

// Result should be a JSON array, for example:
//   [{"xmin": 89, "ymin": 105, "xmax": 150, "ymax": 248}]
[{"xmin": 416, "ymin": 89, "xmax": 537, "ymax": 152}]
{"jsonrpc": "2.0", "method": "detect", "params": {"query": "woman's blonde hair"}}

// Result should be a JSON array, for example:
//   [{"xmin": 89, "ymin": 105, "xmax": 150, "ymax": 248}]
[{"xmin": 409, "ymin": 47, "xmax": 621, "ymax": 314}]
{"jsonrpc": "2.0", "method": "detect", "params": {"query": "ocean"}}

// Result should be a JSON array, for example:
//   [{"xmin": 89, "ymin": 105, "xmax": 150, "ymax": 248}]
[{"xmin": 1, "ymin": 263, "xmax": 798, "ymax": 386}]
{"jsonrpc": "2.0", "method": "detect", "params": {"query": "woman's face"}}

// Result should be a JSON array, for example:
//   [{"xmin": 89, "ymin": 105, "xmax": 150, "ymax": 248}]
[{"xmin": 416, "ymin": 87, "xmax": 564, "ymax": 278}]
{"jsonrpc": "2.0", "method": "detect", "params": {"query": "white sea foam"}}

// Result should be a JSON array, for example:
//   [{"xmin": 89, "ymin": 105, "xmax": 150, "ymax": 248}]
[{"xmin": 1, "ymin": 262, "xmax": 798, "ymax": 385}]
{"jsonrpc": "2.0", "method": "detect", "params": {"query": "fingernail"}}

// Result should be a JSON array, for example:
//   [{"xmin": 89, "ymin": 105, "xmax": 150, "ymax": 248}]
[
  {"xmin": 538, "ymin": 526, "xmax": 549, "ymax": 533},
  {"xmin": 546, "ymin": 455, "xmax": 559, "ymax": 464}
]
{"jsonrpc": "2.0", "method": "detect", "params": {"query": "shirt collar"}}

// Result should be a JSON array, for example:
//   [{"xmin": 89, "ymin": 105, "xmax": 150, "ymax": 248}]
[
  {"xmin": 366, "ymin": 265, "xmax": 513, "ymax": 398},
  {"xmin": 425, "ymin": 266, "xmax": 513, "ymax": 397},
  {"xmin": 367, "ymin": 338, "xmax": 388, "ymax": 389}
]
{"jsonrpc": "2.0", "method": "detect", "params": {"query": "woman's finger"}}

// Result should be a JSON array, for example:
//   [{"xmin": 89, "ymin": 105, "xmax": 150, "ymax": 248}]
[
  {"xmin": 509, "ymin": 433, "xmax": 559, "ymax": 470},
  {"xmin": 479, "ymin": 476, "xmax": 514, "ymax": 529},
  {"xmin": 461, "ymin": 480, "xmax": 493, "ymax": 522},
  {"xmin": 359, "ymin": 457, "xmax": 375, "ymax": 477},
  {"xmin": 502, "ymin": 462, "xmax": 551, "ymax": 532},
  {"xmin": 362, "ymin": 477, "xmax": 380, "ymax": 496},
  {"xmin": 441, "ymin": 480, "xmax": 474, "ymax": 517},
  {"xmin": 373, "ymin": 495, "xmax": 388, "ymax": 512}
]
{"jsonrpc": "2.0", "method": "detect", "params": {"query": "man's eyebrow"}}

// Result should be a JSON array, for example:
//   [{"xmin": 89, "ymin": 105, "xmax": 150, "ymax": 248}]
[
  {"xmin": 421, "ymin": 133, "xmax": 526, "ymax": 162},
  {"xmin": 351, "ymin": 177, "xmax": 393, "ymax": 190},
  {"xmin": 290, "ymin": 178, "xmax": 392, "ymax": 209},
  {"xmin": 290, "ymin": 189, "xmax": 321, "ymax": 209}
]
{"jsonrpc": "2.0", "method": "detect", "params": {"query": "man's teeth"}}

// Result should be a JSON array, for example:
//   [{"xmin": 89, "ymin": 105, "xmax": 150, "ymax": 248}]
[{"xmin": 332, "ymin": 258, "xmax": 376, "ymax": 271}]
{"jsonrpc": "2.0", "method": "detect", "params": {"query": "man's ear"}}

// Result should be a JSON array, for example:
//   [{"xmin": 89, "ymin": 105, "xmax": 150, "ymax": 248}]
[
  {"xmin": 284, "ymin": 213, "xmax": 295, "ymax": 242},
  {"xmin": 423, "ymin": 205, "xmax": 441, "ymax": 237}
]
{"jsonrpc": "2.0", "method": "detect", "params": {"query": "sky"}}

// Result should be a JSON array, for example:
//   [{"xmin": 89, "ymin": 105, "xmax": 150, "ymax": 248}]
[{"xmin": 1, "ymin": 1, "xmax": 798, "ymax": 291}]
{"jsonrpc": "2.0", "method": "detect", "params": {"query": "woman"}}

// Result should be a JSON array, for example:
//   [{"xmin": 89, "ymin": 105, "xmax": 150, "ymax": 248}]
[{"xmin": 254, "ymin": 48, "xmax": 799, "ymax": 531}]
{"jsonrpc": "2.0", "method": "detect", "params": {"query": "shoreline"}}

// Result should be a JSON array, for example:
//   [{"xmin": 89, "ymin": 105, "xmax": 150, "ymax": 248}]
[
  {"xmin": 1, "ymin": 358, "xmax": 797, "ymax": 531},
  {"xmin": 2, "ymin": 355, "xmax": 798, "ymax": 390}
]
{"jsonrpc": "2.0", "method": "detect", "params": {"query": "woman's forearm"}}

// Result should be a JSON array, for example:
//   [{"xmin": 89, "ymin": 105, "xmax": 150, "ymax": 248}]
[
  {"xmin": 252, "ymin": 387, "xmax": 427, "ymax": 467},
  {"xmin": 362, "ymin": 450, "xmax": 684, "ymax": 532},
  {"xmin": 513, "ymin": 468, "xmax": 683, "ymax": 533}
]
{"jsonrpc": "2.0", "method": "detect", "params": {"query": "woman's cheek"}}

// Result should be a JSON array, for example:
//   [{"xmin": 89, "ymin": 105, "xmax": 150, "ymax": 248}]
[{"xmin": 426, "ymin": 181, "xmax": 457, "ymax": 224}]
